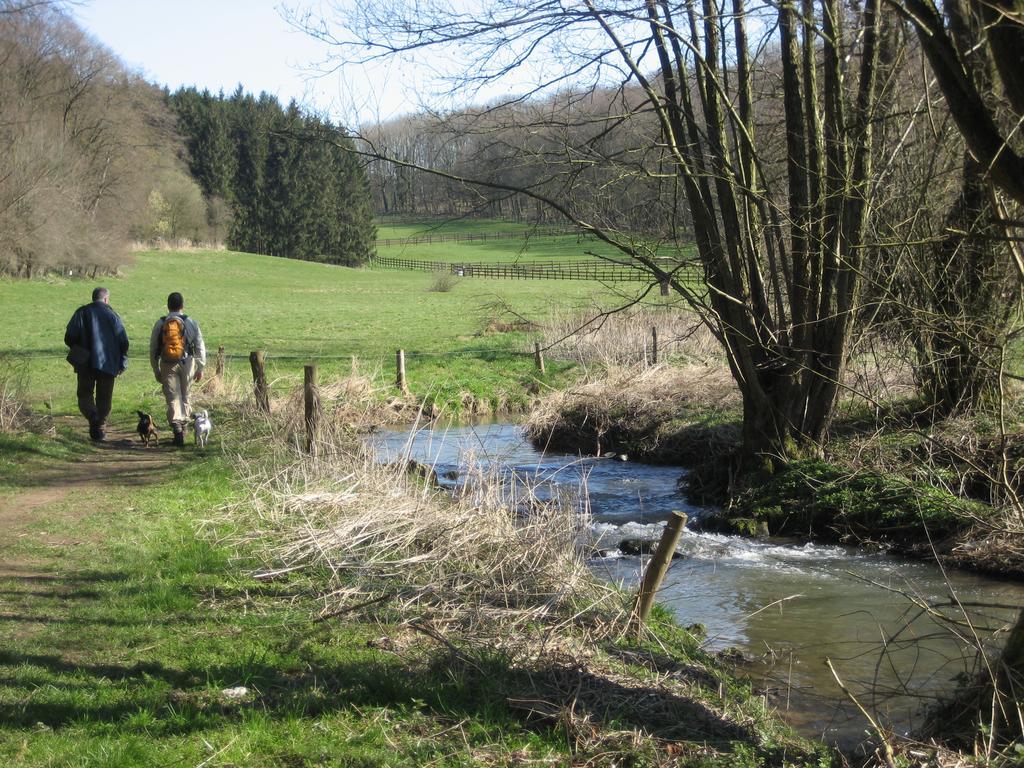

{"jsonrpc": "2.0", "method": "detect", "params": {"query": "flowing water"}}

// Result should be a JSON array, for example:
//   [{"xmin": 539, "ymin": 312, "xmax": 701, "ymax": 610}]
[{"xmin": 372, "ymin": 421, "xmax": 1024, "ymax": 749}]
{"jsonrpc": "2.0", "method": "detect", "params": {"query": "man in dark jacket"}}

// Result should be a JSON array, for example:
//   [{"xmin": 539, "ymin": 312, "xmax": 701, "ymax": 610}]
[{"xmin": 64, "ymin": 287, "xmax": 129, "ymax": 441}]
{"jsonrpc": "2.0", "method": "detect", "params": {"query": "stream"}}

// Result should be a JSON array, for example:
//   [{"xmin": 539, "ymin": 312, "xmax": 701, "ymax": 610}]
[{"xmin": 372, "ymin": 421, "xmax": 1024, "ymax": 749}]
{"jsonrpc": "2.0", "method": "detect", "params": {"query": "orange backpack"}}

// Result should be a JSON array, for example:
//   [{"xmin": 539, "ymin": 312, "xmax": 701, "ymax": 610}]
[{"xmin": 160, "ymin": 316, "xmax": 189, "ymax": 362}]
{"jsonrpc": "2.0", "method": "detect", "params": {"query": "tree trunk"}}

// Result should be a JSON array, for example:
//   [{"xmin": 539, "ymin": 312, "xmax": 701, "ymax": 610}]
[
  {"xmin": 994, "ymin": 607, "xmax": 1024, "ymax": 744},
  {"xmin": 915, "ymin": 159, "xmax": 1012, "ymax": 416}
]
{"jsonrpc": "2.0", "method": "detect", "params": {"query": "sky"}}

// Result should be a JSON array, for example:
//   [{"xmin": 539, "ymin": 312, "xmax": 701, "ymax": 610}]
[
  {"xmin": 73, "ymin": 0, "xmax": 416, "ymax": 126},
  {"xmin": 71, "ymin": 1, "xmax": 653, "ymax": 128}
]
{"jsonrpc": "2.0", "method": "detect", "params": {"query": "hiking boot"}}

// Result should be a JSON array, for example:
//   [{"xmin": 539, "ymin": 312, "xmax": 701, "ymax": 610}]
[
  {"xmin": 88, "ymin": 419, "xmax": 105, "ymax": 442},
  {"xmin": 172, "ymin": 428, "xmax": 185, "ymax": 448}
]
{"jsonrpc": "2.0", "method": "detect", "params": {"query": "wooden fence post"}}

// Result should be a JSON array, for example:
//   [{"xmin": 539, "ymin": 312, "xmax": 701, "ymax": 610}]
[
  {"xmin": 534, "ymin": 341, "xmax": 546, "ymax": 375},
  {"xmin": 304, "ymin": 364, "xmax": 319, "ymax": 455},
  {"xmin": 660, "ymin": 279, "xmax": 670, "ymax": 296},
  {"xmin": 249, "ymin": 350, "xmax": 269, "ymax": 413},
  {"xmin": 215, "ymin": 346, "xmax": 225, "ymax": 377},
  {"xmin": 396, "ymin": 349, "xmax": 408, "ymax": 393},
  {"xmin": 651, "ymin": 327, "xmax": 658, "ymax": 365},
  {"xmin": 633, "ymin": 511, "xmax": 687, "ymax": 630}
]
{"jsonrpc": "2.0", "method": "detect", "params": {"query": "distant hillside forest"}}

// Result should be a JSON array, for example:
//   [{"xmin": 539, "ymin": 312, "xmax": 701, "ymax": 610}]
[{"xmin": 0, "ymin": 4, "xmax": 375, "ymax": 277}]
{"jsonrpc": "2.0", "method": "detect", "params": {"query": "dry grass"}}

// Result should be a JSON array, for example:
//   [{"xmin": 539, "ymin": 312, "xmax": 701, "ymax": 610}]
[
  {"xmin": 275, "ymin": 363, "xmax": 423, "ymax": 446},
  {"xmin": 193, "ymin": 369, "xmax": 249, "ymax": 406},
  {"xmin": 208, "ymin": 369, "xmax": 810, "ymax": 763},
  {"xmin": 841, "ymin": 336, "xmax": 920, "ymax": 413},
  {"xmin": 530, "ymin": 362, "xmax": 739, "ymax": 425},
  {"xmin": 235, "ymin": 440, "xmax": 626, "ymax": 645},
  {"xmin": 539, "ymin": 308, "xmax": 720, "ymax": 369},
  {"xmin": 428, "ymin": 272, "xmax": 459, "ymax": 292},
  {"xmin": 209, "ymin": 401, "xmax": 819, "ymax": 766},
  {"xmin": 0, "ymin": 354, "xmax": 36, "ymax": 432},
  {"xmin": 129, "ymin": 239, "xmax": 226, "ymax": 252},
  {"xmin": 539, "ymin": 310, "xmax": 918, "ymax": 403},
  {"xmin": 525, "ymin": 363, "xmax": 740, "ymax": 462},
  {"xmin": 200, "ymin": 362, "xmax": 422, "ymax": 453}
]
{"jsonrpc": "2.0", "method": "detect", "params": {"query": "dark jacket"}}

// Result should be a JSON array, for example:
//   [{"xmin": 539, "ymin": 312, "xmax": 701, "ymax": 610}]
[{"xmin": 64, "ymin": 301, "xmax": 129, "ymax": 376}]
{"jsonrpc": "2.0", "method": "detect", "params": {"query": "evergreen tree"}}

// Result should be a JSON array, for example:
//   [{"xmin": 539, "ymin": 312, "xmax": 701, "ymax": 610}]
[
  {"xmin": 168, "ymin": 86, "xmax": 376, "ymax": 265},
  {"xmin": 172, "ymin": 88, "xmax": 235, "ymax": 200}
]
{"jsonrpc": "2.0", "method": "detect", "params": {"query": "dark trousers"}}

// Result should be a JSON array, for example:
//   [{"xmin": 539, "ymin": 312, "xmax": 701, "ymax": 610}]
[{"xmin": 76, "ymin": 370, "xmax": 115, "ymax": 426}]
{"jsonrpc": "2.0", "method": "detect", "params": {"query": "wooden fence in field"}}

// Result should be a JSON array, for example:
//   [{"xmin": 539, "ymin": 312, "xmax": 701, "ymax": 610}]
[
  {"xmin": 370, "ymin": 255, "xmax": 683, "ymax": 283},
  {"xmin": 375, "ymin": 228, "xmax": 573, "ymax": 247}
]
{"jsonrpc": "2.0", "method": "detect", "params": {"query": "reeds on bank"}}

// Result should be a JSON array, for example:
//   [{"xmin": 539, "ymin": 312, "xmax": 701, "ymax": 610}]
[
  {"xmin": 207, "ymin": 372, "xmax": 817, "ymax": 762},
  {"xmin": 228, "ymin": 375, "xmax": 627, "ymax": 651}
]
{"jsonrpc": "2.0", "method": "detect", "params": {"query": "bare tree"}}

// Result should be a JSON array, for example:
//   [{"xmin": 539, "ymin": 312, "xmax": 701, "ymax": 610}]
[
  {"xmin": 296, "ymin": 0, "xmax": 897, "ymax": 464},
  {"xmin": 0, "ymin": 3, "xmax": 199, "ymax": 274},
  {"xmin": 892, "ymin": 1, "xmax": 1024, "ymax": 208}
]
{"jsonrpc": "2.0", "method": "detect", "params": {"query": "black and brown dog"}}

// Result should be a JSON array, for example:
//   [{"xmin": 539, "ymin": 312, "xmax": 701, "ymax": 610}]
[{"xmin": 136, "ymin": 411, "xmax": 159, "ymax": 447}]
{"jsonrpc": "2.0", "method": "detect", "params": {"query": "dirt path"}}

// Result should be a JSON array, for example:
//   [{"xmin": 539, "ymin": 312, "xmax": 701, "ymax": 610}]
[{"xmin": 0, "ymin": 418, "xmax": 180, "ymax": 576}]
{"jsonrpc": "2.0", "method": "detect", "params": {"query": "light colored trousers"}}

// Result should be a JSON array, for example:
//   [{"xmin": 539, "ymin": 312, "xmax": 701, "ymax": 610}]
[{"xmin": 159, "ymin": 357, "xmax": 195, "ymax": 429}]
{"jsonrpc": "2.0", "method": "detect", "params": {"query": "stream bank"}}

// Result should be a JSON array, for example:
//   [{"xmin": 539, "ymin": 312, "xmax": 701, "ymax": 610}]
[
  {"xmin": 523, "ymin": 368, "xmax": 1024, "ymax": 579},
  {"xmin": 1, "ymin": 400, "xmax": 835, "ymax": 767},
  {"xmin": 373, "ymin": 420, "xmax": 1024, "ymax": 752}
]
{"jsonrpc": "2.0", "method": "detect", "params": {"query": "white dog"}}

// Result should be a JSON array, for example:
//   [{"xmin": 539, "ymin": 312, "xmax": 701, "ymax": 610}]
[{"xmin": 192, "ymin": 410, "xmax": 212, "ymax": 448}]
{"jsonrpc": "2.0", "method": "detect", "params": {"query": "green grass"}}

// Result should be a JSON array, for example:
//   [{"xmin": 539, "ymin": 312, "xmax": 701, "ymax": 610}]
[
  {"xmin": 375, "ymin": 216, "xmax": 546, "ymax": 240},
  {"xmin": 0, "ymin": 243, "xmax": 678, "ymax": 418},
  {"xmin": 378, "ymin": 232, "xmax": 641, "ymax": 263},
  {"xmin": 0, "ymin": 420, "xmax": 832, "ymax": 767},
  {"xmin": 375, "ymin": 215, "xmax": 699, "ymax": 265},
  {"xmin": 0, "ymin": 424, "xmax": 93, "ymax": 481},
  {"xmin": 717, "ymin": 458, "xmax": 992, "ymax": 544},
  {"xmin": 0, "ymin": 216, "xmax": 828, "ymax": 762},
  {"xmin": 0, "ymin": 219, "xmax": 861, "ymax": 765},
  {"xmin": 0, "ymin": 432, "xmax": 569, "ymax": 766}
]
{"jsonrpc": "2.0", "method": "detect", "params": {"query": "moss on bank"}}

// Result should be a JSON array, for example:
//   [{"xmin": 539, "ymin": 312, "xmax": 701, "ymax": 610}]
[{"xmin": 699, "ymin": 459, "xmax": 989, "ymax": 549}]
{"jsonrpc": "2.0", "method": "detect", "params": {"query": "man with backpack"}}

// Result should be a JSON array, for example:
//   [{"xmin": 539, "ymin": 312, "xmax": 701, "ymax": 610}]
[
  {"xmin": 64, "ymin": 286, "xmax": 130, "ymax": 441},
  {"xmin": 149, "ymin": 292, "xmax": 206, "ymax": 447}
]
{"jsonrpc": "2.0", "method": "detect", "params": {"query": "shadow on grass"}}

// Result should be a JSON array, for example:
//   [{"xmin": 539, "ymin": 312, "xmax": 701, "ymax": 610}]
[
  {"xmin": 0, "ymin": 566, "xmax": 129, "ymax": 584},
  {"xmin": 1, "ymin": 439, "xmax": 177, "ymax": 489},
  {"xmin": 0, "ymin": 568, "xmax": 199, "ymax": 633},
  {"xmin": 0, "ymin": 556, "xmax": 771, "ymax": 758},
  {"xmin": 827, "ymin": 395, "xmax": 956, "ymax": 439},
  {"xmin": 0, "ymin": 642, "xmax": 753, "ymax": 751},
  {"xmin": 0, "ymin": 429, "xmax": 87, "ymax": 461},
  {"xmin": 501, "ymin": 658, "xmax": 753, "ymax": 746},
  {"xmin": 599, "ymin": 641, "xmax": 722, "ymax": 692}
]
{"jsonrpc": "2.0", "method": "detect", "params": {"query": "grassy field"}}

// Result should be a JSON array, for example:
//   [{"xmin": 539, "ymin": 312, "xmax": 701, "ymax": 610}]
[
  {"xmin": 0, "ymin": 245, "xmax": 678, "ymax": 421},
  {"xmin": 0, "ymin": 428, "xmax": 594, "ymax": 766},
  {"xmin": 0, "ymin": 415, "xmax": 828, "ymax": 767},
  {"xmin": 375, "ymin": 217, "xmax": 545, "ymax": 240},
  {"xmin": 377, "ymin": 233, "xmax": 632, "ymax": 264},
  {"xmin": 5, "ymin": 424, "xmax": 587, "ymax": 768},
  {"xmin": 0, "ymin": 232, "xmax": 830, "ymax": 766},
  {"xmin": 376, "ymin": 216, "xmax": 698, "ymax": 265}
]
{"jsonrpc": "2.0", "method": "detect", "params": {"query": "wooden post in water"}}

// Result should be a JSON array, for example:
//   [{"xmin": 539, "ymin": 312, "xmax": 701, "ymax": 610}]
[
  {"xmin": 215, "ymin": 346, "xmax": 225, "ymax": 378},
  {"xmin": 651, "ymin": 327, "xmax": 658, "ymax": 365},
  {"xmin": 249, "ymin": 350, "xmax": 269, "ymax": 413},
  {"xmin": 534, "ymin": 341, "xmax": 546, "ymax": 375},
  {"xmin": 304, "ymin": 364, "xmax": 319, "ymax": 455},
  {"xmin": 633, "ymin": 511, "xmax": 687, "ymax": 630},
  {"xmin": 396, "ymin": 349, "xmax": 408, "ymax": 394}
]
